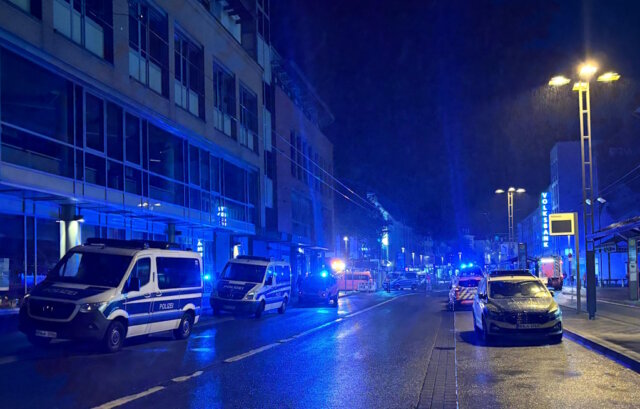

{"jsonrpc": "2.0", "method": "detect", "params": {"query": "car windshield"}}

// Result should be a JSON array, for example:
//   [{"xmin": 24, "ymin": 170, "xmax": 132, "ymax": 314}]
[
  {"xmin": 221, "ymin": 263, "xmax": 266, "ymax": 283},
  {"xmin": 47, "ymin": 251, "xmax": 133, "ymax": 287},
  {"xmin": 489, "ymin": 280, "xmax": 549, "ymax": 299},
  {"xmin": 459, "ymin": 267, "xmax": 483, "ymax": 277},
  {"xmin": 303, "ymin": 275, "xmax": 332, "ymax": 290}
]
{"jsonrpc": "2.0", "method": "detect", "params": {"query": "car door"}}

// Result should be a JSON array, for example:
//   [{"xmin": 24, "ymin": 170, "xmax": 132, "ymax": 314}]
[
  {"xmin": 473, "ymin": 278, "xmax": 486, "ymax": 328},
  {"xmin": 264, "ymin": 266, "xmax": 276, "ymax": 308},
  {"xmin": 124, "ymin": 257, "xmax": 153, "ymax": 336}
]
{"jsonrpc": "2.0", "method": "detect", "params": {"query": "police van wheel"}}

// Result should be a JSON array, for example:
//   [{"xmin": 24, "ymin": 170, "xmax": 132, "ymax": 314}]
[
  {"xmin": 103, "ymin": 321, "xmax": 125, "ymax": 353},
  {"xmin": 255, "ymin": 301, "xmax": 265, "ymax": 318},
  {"xmin": 174, "ymin": 313, "xmax": 194, "ymax": 340},
  {"xmin": 278, "ymin": 298, "xmax": 288, "ymax": 314},
  {"xmin": 27, "ymin": 334, "xmax": 52, "ymax": 347}
]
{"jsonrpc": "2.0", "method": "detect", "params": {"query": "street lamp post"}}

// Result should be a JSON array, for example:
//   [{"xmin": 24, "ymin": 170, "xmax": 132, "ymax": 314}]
[
  {"xmin": 550, "ymin": 64, "xmax": 620, "ymax": 318},
  {"xmin": 495, "ymin": 187, "xmax": 526, "ymax": 243}
]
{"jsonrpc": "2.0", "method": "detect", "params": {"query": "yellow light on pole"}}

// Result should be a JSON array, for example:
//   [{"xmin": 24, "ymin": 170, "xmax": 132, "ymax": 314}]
[
  {"xmin": 572, "ymin": 82, "xmax": 588, "ymax": 92},
  {"xmin": 549, "ymin": 76, "xmax": 571, "ymax": 86},
  {"xmin": 495, "ymin": 189, "xmax": 505, "ymax": 194},
  {"xmin": 516, "ymin": 188, "xmax": 526, "ymax": 193},
  {"xmin": 508, "ymin": 187, "xmax": 516, "ymax": 192},
  {"xmin": 597, "ymin": 72, "xmax": 620, "ymax": 82},
  {"xmin": 578, "ymin": 62, "xmax": 598, "ymax": 79}
]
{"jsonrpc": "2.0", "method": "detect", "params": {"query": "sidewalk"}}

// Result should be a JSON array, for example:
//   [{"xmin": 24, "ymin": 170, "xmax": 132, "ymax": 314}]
[{"xmin": 556, "ymin": 289, "xmax": 640, "ymax": 372}]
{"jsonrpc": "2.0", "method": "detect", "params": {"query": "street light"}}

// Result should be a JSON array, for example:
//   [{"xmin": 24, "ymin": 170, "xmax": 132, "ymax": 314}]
[
  {"xmin": 495, "ymin": 187, "xmax": 526, "ymax": 243},
  {"xmin": 549, "ymin": 61, "xmax": 621, "ymax": 318}
]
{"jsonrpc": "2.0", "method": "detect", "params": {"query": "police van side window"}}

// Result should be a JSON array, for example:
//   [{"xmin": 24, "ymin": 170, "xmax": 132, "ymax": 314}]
[
  {"xmin": 265, "ymin": 266, "xmax": 275, "ymax": 285},
  {"xmin": 126, "ymin": 258, "xmax": 151, "ymax": 290},
  {"xmin": 275, "ymin": 266, "xmax": 284, "ymax": 282},
  {"xmin": 283, "ymin": 266, "xmax": 291, "ymax": 284},
  {"xmin": 157, "ymin": 257, "xmax": 200, "ymax": 290}
]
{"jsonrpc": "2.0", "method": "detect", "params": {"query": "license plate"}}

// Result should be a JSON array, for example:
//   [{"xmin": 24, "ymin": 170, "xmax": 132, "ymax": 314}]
[
  {"xmin": 517, "ymin": 323, "xmax": 541, "ymax": 329},
  {"xmin": 35, "ymin": 330, "xmax": 57, "ymax": 338},
  {"xmin": 223, "ymin": 305, "xmax": 236, "ymax": 310}
]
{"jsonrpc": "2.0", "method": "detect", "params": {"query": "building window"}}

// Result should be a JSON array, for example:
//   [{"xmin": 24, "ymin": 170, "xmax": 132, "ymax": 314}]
[
  {"xmin": 125, "ymin": 113, "xmax": 141, "ymax": 165},
  {"xmin": 148, "ymin": 124, "xmax": 184, "ymax": 182},
  {"xmin": 210, "ymin": 156, "xmax": 220, "ymax": 192},
  {"xmin": 128, "ymin": 0, "xmax": 168, "ymax": 96},
  {"xmin": 85, "ymin": 153, "xmax": 105, "ymax": 186},
  {"xmin": 174, "ymin": 28, "xmax": 204, "ymax": 118},
  {"xmin": 292, "ymin": 192, "xmax": 313, "ymax": 239},
  {"xmin": 213, "ymin": 61, "xmax": 236, "ymax": 138},
  {"xmin": 7, "ymin": 0, "xmax": 42, "ymax": 18},
  {"xmin": 52, "ymin": 0, "xmax": 113, "ymax": 62},
  {"xmin": 106, "ymin": 102, "xmax": 123, "ymax": 161},
  {"xmin": 239, "ymin": 85, "xmax": 258, "ymax": 152},
  {"xmin": 223, "ymin": 161, "xmax": 246, "ymax": 203},
  {"xmin": 189, "ymin": 145, "xmax": 200, "ymax": 187},
  {"xmin": 85, "ymin": 93, "xmax": 104, "ymax": 152}
]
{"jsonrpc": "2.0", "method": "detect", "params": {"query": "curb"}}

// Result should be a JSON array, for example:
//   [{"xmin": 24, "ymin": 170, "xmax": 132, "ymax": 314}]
[
  {"xmin": 562, "ymin": 328, "xmax": 640, "ymax": 374},
  {"xmin": 558, "ymin": 303, "xmax": 640, "ymax": 374}
]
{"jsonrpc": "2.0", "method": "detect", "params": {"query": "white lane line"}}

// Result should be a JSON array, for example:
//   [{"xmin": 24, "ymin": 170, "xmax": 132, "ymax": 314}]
[
  {"xmin": 223, "ymin": 343, "xmax": 280, "ymax": 363},
  {"xmin": 172, "ymin": 370, "xmax": 203, "ymax": 383},
  {"xmin": 91, "ymin": 386, "xmax": 165, "ymax": 409},
  {"xmin": 0, "ymin": 356, "xmax": 19, "ymax": 366},
  {"xmin": 344, "ymin": 294, "xmax": 411, "ymax": 318}
]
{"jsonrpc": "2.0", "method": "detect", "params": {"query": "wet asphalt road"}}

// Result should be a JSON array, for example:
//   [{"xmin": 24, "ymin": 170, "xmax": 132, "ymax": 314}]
[
  {"xmin": 455, "ymin": 307, "xmax": 640, "ymax": 409},
  {"xmin": 0, "ymin": 292, "xmax": 454, "ymax": 409},
  {"xmin": 3, "ymin": 292, "xmax": 640, "ymax": 408}
]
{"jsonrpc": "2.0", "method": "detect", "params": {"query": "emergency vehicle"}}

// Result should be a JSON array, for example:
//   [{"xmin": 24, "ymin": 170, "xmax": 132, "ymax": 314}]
[
  {"xmin": 449, "ymin": 265, "xmax": 484, "ymax": 310},
  {"xmin": 539, "ymin": 256, "xmax": 563, "ymax": 290}
]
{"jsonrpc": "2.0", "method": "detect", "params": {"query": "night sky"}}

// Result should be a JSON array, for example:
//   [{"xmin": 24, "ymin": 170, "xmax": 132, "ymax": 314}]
[{"xmin": 271, "ymin": 0, "xmax": 640, "ymax": 240}]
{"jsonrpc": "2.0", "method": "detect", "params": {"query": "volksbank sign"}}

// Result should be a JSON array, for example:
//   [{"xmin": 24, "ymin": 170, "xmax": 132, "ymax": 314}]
[{"xmin": 541, "ymin": 192, "xmax": 550, "ymax": 248}]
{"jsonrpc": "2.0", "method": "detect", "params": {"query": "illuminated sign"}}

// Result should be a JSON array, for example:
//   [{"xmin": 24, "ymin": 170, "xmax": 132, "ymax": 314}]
[
  {"xmin": 549, "ymin": 213, "xmax": 577, "ymax": 235},
  {"xmin": 541, "ymin": 192, "xmax": 550, "ymax": 248}
]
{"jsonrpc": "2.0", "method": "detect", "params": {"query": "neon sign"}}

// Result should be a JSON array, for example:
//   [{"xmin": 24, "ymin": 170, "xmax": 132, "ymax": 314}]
[{"xmin": 541, "ymin": 192, "xmax": 549, "ymax": 248}]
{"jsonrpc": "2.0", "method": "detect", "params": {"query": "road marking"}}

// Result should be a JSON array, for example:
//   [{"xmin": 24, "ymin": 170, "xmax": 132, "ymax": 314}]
[
  {"xmin": 0, "ymin": 356, "xmax": 19, "ymax": 366},
  {"xmin": 93, "ymin": 293, "xmax": 411, "ymax": 408},
  {"xmin": 223, "ymin": 343, "xmax": 280, "ymax": 363},
  {"xmin": 91, "ymin": 386, "xmax": 165, "ymax": 409},
  {"xmin": 172, "ymin": 370, "xmax": 203, "ymax": 383}
]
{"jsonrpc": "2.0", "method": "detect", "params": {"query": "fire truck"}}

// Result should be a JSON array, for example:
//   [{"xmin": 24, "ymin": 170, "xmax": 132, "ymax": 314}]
[{"xmin": 539, "ymin": 256, "xmax": 563, "ymax": 290}]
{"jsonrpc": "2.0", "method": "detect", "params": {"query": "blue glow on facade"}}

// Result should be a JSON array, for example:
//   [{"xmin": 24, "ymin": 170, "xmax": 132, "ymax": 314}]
[{"xmin": 541, "ymin": 192, "xmax": 550, "ymax": 249}]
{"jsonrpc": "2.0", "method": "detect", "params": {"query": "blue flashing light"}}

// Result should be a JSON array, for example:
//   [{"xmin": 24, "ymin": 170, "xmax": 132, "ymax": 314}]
[
  {"xmin": 320, "ymin": 270, "xmax": 328, "ymax": 278},
  {"xmin": 461, "ymin": 263, "xmax": 467, "ymax": 269},
  {"xmin": 204, "ymin": 274, "xmax": 211, "ymax": 281},
  {"xmin": 468, "ymin": 262, "xmax": 474, "ymax": 267}
]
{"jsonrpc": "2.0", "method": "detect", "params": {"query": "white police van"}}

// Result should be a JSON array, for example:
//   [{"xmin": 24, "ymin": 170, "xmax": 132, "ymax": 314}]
[
  {"xmin": 210, "ymin": 256, "xmax": 291, "ymax": 318},
  {"xmin": 19, "ymin": 239, "xmax": 203, "ymax": 352}
]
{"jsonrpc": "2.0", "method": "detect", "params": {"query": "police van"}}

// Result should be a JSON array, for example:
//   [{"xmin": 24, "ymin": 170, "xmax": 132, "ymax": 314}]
[
  {"xmin": 19, "ymin": 239, "xmax": 203, "ymax": 352},
  {"xmin": 210, "ymin": 256, "xmax": 291, "ymax": 318}
]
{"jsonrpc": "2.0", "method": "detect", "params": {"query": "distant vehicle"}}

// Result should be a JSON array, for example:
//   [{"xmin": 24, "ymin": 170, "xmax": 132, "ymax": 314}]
[
  {"xmin": 449, "ymin": 266, "xmax": 484, "ymax": 309},
  {"xmin": 488, "ymin": 269, "xmax": 535, "ymax": 278},
  {"xmin": 472, "ymin": 274, "xmax": 562, "ymax": 344},
  {"xmin": 390, "ymin": 272, "xmax": 420, "ymax": 290},
  {"xmin": 298, "ymin": 271, "xmax": 339, "ymax": 307},
  {"xmin": 19, "ymin": 239, "xmax": 203, "ymax": 352},
  {"xmin": 210, "ymin": 256, "xmax": 291, "ymax": 318},
  {"xmin": 337, "ymin": 270, "xmax": 373, "ymax": 291},
  {"xmin": 539, "ymin": 257, "xmax": 564, "ymax": 290}
]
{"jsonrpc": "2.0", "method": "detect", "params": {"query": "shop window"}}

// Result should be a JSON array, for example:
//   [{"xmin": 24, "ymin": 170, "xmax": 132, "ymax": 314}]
[
  {"xmin": 85, "ymin": 153, "xmax": 105, "ymax": 185},
  {"xmin": 125, "ymin": 166, "xmax": 142, "ymax": 195},
  {"xmin": 189, "ymin": 145, "xmax": 200, "ymax": 186},
  {"xmin": 0, "ymin": 49, "xmax": 73, "ymax": 144},
  {"xmin": 223, "ymin": 161, "xmax": 246, "ymax": 202},
  {"xmin": 148, "ymin": 124, "xmax": 184, "ymax": 181},
  {"xmin": 52, "ymin": 0, "xmax": 113, "ymax": 61},
  {"xmin": 107, "ymin": 102, "xmax": 123, "ymax": 160},
  {"xmin": 107, "ymin": 160, "xmax": 123, "ymax": 190},
  {"xmin": 85, "ymin": 93, "xmax": 104, "ymax": 151},
  {"xmin": 128, "ymin": 0, "xmax": 169, "ymax": 96},
  {"xmin": 125, "ymin": 113, "xmax": 141, "ymax": 164}
]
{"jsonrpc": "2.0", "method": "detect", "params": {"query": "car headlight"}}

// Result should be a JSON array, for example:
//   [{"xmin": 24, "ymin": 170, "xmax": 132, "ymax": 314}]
[
  {"xmin": 20, "ymin": 293, "xmax": 30, "ymax": 308},
  {"xmin": 79, "ymin": 302, "xmax": 108, "ymax": 313},
  {"xmin": 244, "ymin": 292, "xmax": 255, "ymax": 300},
  {"xmin": 486, "ymin": 305, "xmax": 503, "ymax": 319},
  {"xmin": 548, "ymin": 307, "xmax": 561, "ymax": 319}
]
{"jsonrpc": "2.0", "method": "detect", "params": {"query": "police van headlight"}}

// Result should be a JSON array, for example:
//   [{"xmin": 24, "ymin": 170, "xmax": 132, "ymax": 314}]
[
  {"xmin": 79, "ymin": 302, "xmax": 108, "ymax": 313},
  {"xmin": 244, "ymin": 292, "xmax": 256, "ymax": 300}
]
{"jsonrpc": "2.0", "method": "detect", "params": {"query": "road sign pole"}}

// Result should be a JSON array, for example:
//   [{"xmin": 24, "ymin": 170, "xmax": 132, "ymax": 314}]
[{"xmin": 574, "ymin": 215, "xmax": 581, "ymax": 314}]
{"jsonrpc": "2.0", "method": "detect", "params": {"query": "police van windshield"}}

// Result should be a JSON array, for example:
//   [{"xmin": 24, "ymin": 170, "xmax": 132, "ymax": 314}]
[
  {"xmin": 48, "ymin": 251, "xmax": 133, "ymax": 287},
  {"xmin": 221, "ymin": 263, "xmax": 266, "ymax": 283}
]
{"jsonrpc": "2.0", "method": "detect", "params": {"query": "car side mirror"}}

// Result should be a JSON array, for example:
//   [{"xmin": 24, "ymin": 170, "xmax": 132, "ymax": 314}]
[
  {"xmin": 127, "ymin": 277, "xmax": 141, "ymax": 293},
  {"xmin": 549, "ymin": 290, "xmax": 555, "ymax": 297}
]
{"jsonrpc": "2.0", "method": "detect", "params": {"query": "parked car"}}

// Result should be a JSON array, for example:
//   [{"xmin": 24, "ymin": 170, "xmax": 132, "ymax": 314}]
[
  {"xmin": 210, "ymin": 256, "xmax": 291, "ymax": 318},
  {"xmin": 472, "ymin": 273, "xmax": 562, "ymax": 344},
  {"xmin": 390, "ymin": 272, "xmax": 420, "ymax": 290},
  {"xmin": 19, "ymin": 239, "xmax": 203, "ymax": 352},
  {"xmin": 299, "ymin": 271, "xmax": 339, "ymax": 307},
  {"xmin": 449, "ymin": 266, "xmax": 483, "ymax": 309}
]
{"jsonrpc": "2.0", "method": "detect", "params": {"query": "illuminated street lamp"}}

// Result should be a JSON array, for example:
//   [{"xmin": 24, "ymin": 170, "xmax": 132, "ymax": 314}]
[
  {"xmin": 495, "ymin": 187, "xmax": 526, "ymax": 243},
  {"xmin": 549, "ymin": 61, "xmax": 621, "ymax": 317}
]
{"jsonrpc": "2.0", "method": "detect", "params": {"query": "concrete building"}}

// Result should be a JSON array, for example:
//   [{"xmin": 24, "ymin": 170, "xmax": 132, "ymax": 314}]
[
  {"xmin": 271, "ymin": 51, "xmax": 335, "ymax": 284},
  {"xmin": 0, "ymin": 0, "xmax": 275, "ymax": 304}
]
